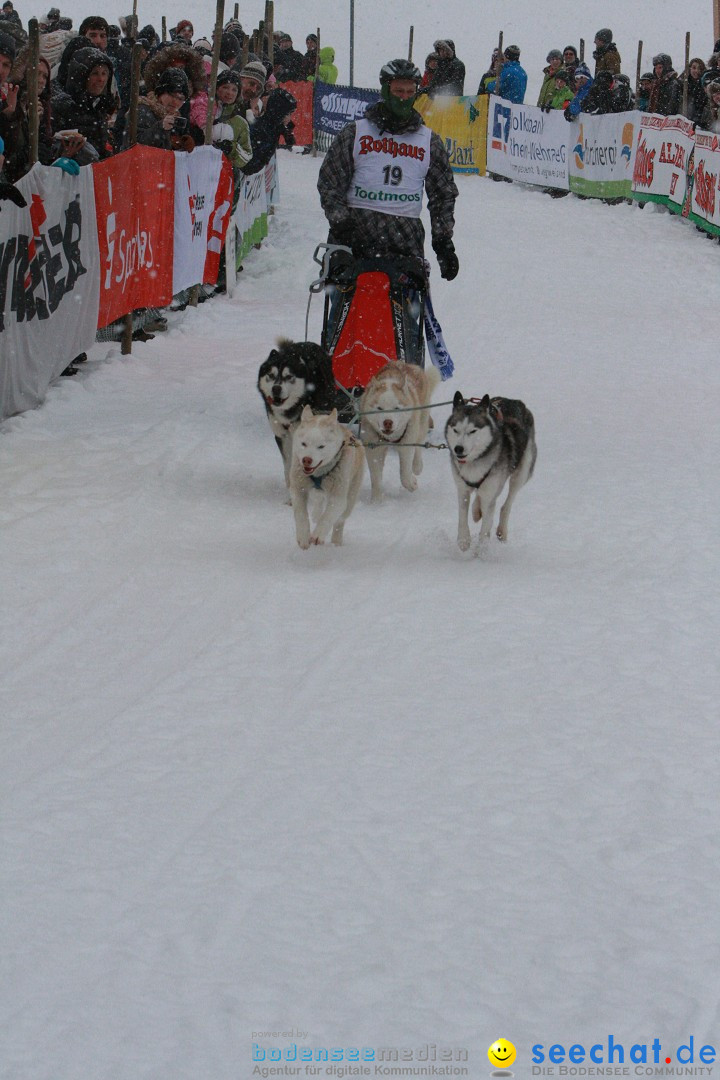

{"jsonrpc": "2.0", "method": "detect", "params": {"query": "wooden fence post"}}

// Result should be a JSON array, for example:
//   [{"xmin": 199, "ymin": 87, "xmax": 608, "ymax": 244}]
[{"xmin": 121, "ymin": 42, "xmax": 144, "ymax": 355}]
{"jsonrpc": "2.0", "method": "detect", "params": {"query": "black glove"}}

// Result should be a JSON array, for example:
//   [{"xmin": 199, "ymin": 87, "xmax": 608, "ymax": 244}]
[
  {"xmin": 331, "ymin": 217, "xmax": 356, "ymax": 250},
  {"xmin": 433, "ymin": 238, "xmax": 459, "ymax": 281},
  {"xmin": 0, "ymin": 182, "xmax": 28, "ymax": 209},
  {"xmin": 564, "ymin": 106, "xmax": 575, "ymax": 122},
  {"xmin": 282, "ymin": 121, "xmax": 296, "ymax": 147}
]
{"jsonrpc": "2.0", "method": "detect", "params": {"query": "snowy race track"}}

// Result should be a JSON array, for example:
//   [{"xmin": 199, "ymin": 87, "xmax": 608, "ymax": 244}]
[{"xmin": 2, "ymin": 153, "xmax": 720, "ymax": 1080}]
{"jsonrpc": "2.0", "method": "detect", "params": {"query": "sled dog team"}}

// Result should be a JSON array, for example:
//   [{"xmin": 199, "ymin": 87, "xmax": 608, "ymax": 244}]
[{"xmin": 257, "ymin": 340, "xmax": 536, "ymax": 551}]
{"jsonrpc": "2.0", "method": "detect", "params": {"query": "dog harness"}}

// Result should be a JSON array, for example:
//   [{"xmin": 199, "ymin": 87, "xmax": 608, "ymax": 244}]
[{"xmin": 308, "ymin": 433, "xmax": 361, "ymax": 490}]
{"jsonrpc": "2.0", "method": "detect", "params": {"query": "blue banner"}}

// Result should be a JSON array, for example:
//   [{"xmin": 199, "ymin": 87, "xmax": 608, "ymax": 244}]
[{"xmin": 313, "ymin": 81, "xmax": 380, "ymax": 137}]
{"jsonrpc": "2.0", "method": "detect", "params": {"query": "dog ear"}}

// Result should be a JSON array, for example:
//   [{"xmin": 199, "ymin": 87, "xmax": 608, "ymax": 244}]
[
  {"xmin": 453, "ymin": 391, "xmax": 464, "ymax": 407},
  {"xmin": 480, "ymin": 394, "xmax": 490, "ymax": 409},
  {"xmin": 267, "ymin": 349, "xmax": 279, "ymax": 362},
  {"xmin": 301, "ymin": 404, "xmax": 313, "ymax": 420},
  {"xmin": 329, "ymin": 408, "xmax": 338, "ymax": 421}
]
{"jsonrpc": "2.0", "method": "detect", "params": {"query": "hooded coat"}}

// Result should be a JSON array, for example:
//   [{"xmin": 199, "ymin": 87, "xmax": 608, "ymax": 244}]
[
  {"xmin": 308, "ymin": 46, "xmax": 337, "ymax": 85},
  {"xmin": 487, "ymin": 59, "xmax": 527, "ymax": 104},
  {"xmin": 0, "ymin": 52, "xmax": 56, "ymax": 181},
  {"xmin": 52, "ymin": 46, "xmax": 117, "ymax": 158},
  {"xmin": 593, "ymin": 41, "xmax": 621, "ymax": 76},
  {"xmin": 427, "ymin": 41, "xmax": 465, "ymax": 96},
  {"xmin": 648, "ymin": 60, "xmax": 681, "ymax": 117}
]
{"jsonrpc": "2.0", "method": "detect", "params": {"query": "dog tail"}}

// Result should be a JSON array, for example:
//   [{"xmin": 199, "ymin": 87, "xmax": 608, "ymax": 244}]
[{"xmin": 424, "ymin": 365, "xmax": 441, "ymax": 402}]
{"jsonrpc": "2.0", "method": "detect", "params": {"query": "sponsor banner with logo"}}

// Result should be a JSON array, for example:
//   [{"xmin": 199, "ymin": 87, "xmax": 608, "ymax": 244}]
[
  {"xmin": 688, "ymin": 128, "xmax": 720, "ymax": 235},
  {"xmin": 172, "ymin": 147, "xmax": 234, "ymax": 294},
  {"xmin": 313, "ymin": 81, "xmax": 380, "ymax": 137},
  {"xmin": 631, "ymin": 113, "xmax": 695, "ymax": 210},
  {"xmin": 416, "ymin": 94, "xmax": 488, "ymax": 175},
  {"xmin": 279, "ymin": 80, "xmax": 313, "ymax": 146},
  {"xmin": 568, "ymin": 111, "xmax": 638, "ymax": 197},
  {"xmin": 93, "ymin": 145, "xmax": 175, "ymax": 329},
  {"xmin": 234, "ymin": 166, "xmax": 269, "ymax": 261},
  {"xmin": 486, "ymin": 96, "xmax": 569, "ymax": 188},
  {"xmin": 1, "ymin": 163, "xmax": 101, "ymax": 421}
]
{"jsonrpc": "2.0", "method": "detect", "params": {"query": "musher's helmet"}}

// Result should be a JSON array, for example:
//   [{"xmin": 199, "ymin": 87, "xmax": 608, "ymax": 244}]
[{"xmin": 379, "ymin": 58, "xmax": 422, "ymax": 87}]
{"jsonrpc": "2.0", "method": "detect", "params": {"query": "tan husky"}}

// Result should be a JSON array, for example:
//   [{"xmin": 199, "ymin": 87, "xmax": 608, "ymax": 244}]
[
  {"xmin": 289, "ymin": 407, "xmax": 366, "ymax": 548},
  {"xmin": 359, "ymin": 362, "xmax": 440, "ymax": 501}
]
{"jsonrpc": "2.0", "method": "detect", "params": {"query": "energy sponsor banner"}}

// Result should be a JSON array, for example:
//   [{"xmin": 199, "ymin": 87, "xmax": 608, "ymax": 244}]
[
  {"xmin": 486, "ymin": 95, "xmax": 569, "ymax": 189},
  {"xmin": 416, "ymin": 94, "xmax": 488, "ymax": 175},
  {"xmin": 631, "ymin": 113, "xmax": 695, "ymax": 210},
  {"xmin": 689, "ymin": 129, "xmax": 720, "ymax": 235},
  {"xmin": 93, "ymin": 145, "xmax": 175, "ymax": 329},
  {"xmin": 173, "ymin": 147, "xmax": 234, "ymax": 294},
  {"xmin": 279, "ymin": 80, "xmax": 313, "ymax": 146},
  {"xmin": 568, "ymin": 111, "xmax": 638, "ymax": 197},
  {"xmin": 234, "ymin": 164, "xmax": 270, "ymax": 261},
  {"xmin": 1, "ymin": 162, "xmax": 101, "ymax": 421},
  {"xmin": 313, "ymin": 81, "xmax": 379, "ymax": 137}
]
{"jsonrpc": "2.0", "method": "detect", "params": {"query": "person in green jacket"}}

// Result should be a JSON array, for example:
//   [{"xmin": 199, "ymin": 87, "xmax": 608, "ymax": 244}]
[
  {"xmin": 212, "ymin": 69, "xmax": 253, "ymax": 190},
  {"xmin": 308, "ymin": 46, "xmax": 338, "ymax": 85},
  {"xmin": 540, "ymin": 69, "xmax": 574, "ymax": 112},
  {"xmin": 537, "ymin": 49, "xmax": 563, "ymax": 107}
]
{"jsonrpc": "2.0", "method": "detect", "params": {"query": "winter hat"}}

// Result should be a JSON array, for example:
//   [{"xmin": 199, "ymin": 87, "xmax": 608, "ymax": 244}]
[
  {"xmin": 0, "ymin": 29, "xmax": 16, "ymax": 59},
  {"xmin": 176, "ymin": 19, "xmax": 193, "ymax": 34},
  {"xmin": 652, "ymin": 53, "xmax": 673, "ymax": 72},
  {"xmin": 706, "ymin": 79, "xmax": 720, "ymax": 97},
  {"xmin": 504, "ymin": 44, "xmax": 520, "ymax": 61},
  {"xmin": 595, "ymin": 28, "xmax": 613, "ymax": 44},
  {"xmin": 239, "ymin": 59, "xmax": 267, "ymax": 90},
  {"xmin": 216, "ymin": 68, "xmax": 240, "ymax": 89},
  {"xmin": 46, "ymin": 7, "xmax": 60, "ymax": 19},
  {"xmin": 433, "ymin": 39, "xmax": 453, "ymax": 54},
  {"xmin": 546, "ymin": 49, "xmax": 562, "ymax": 63},
  {"xmin": 554, "ymin": 69, "xmax": 570, "ymax": 83},
  {"xmin": 306, "ymin": 34, "xmax": 318, "ymax": 45},
  {"xmin": 219, "ymin": 31, "xmax": 240, "ymax": 63},
  {"xmin": 563, "ymin": 45, "xmax": 578, "ymax": 58},
  {"xmin": 155, "ymin": 67, "xmax": 190, "ymax": 98},
  {"xmin": 193, "ymin": 37, "xmax": 212, "ymax": 55},
  {"xmin": 574, "ymin": 62, "xmax": 592, "ymax": 81}
]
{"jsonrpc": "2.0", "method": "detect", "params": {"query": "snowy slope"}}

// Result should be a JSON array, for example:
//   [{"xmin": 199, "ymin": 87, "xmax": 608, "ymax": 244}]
[{"xmin": 3, "ymin": 155, "xmax": 720, "ymax": 1077}]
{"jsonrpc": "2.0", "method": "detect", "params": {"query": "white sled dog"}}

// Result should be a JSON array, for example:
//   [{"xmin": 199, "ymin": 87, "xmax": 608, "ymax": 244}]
[
  {"xmin": 445, "ymin": 392, "xmax": 537, "ymax": 550},
  {"xmin": 359, "ymin": 362, "xmax": 440, "ymax": 501},
  {"xmin": 290, "ymin": 407, "xmax": 366, "ymax": 548}
]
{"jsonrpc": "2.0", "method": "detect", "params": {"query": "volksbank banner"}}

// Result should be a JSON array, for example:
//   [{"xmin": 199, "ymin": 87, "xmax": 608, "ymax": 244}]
[
  {"xmin": 486, "ymin": 96, "xmax": 569, "ymax": 188},
  {"xmin": 313, "ymin": 81, "xmax": 380, "ymax": 137},
  {"xmin": 569, "ymin": 112, "xmax": 638, "ymax": 197}
]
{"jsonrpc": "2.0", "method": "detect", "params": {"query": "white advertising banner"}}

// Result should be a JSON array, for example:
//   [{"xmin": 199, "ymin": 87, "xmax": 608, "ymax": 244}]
[
  {"xmin": 172, "ymin": 147, "xmax": 233, "ymax": 293},
  {"xmin": 631, "ymin": 113, "xmax": 696, "ymax": 210},
  {"xmin": 486, "ymin": 95, "xmax": 569, "ymax": 189},
  {"xmin": 689, "ymin": 129, "xmax": 720, "ymax": 234},
  {"xmin": 1, "ymin": 163, "xmax": 101, "ymax": 421},
  {"xmin": 568, "ymin": 111, "xmax": 638, "ymax": 197}
]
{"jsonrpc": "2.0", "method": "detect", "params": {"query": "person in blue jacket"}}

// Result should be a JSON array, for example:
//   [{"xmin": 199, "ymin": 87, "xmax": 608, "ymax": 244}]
[
  {"xmin": 487, "ymin": 45, "xmax": 527, "ymax": 103},
  {"xmin": 564, "ymin": 62, "xmax": 594, "ymax": 120}
]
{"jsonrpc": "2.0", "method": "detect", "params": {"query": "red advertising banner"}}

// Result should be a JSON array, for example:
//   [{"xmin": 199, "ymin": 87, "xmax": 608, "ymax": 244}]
[
  {"xmin": 93, "ymin": 145, "xmax": 175, "ymax": 328},
  {"xmin": 281, "ymin": 80, "xmax": 314, "ymax": 147}
]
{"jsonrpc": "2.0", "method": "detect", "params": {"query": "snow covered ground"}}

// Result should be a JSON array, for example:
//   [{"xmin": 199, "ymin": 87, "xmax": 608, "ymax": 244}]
[{"xmin": 3, "ymin": 151, "xmax": 720, "ymax": 1078}]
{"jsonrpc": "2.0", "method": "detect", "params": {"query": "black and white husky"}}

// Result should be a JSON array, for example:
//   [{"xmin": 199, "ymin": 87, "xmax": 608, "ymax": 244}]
[
  {"xmin": 445, "ymin": 392, "xmax": 537, "ymax": 550},
  {"xmin": 257, "ymin": 339, "xmax": 338, "ymax": 489}
]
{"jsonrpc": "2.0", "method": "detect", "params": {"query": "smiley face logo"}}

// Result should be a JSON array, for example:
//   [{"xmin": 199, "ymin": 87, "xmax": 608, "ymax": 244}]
[{"xmin": 488, "ymin": 1039, "xmax": 516, "ymax": 1069}]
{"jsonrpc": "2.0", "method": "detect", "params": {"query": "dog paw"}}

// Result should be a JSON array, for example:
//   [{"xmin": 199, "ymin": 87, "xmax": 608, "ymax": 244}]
[
  {"xmin": 309, "ymin": 535, "xmax": 325, "ymax": 546},
  {"xmin": 297, "ymin": 538, "xmax": 310, "ymax": 549},
  {"xmin": 496, "ymin": 525, "xmax": 507, "ymax": 542},
  {"xmin": 401, "ymin": 476, "xmax": 418, "ymax": 492},
  {"xmin": 457, "ymin": 535, "xmax": 471, "ymax": 552}
]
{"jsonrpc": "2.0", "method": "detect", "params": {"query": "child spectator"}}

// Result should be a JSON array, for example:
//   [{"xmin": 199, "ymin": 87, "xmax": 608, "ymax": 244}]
[
  {"xmin": 700, "ymin": 79, "xmax": 720, "ymax": 132},
  {"xmin": 636, "ymin": 72, "xmax": 654, "ymax": 111},
  {"xmin": 540, "ymin": 68, "xmax": 574, "ymax": 112},
  {"xmin": 686, "ymin": 58, "xmax": 707, "ymax": 121},
  {"xmin": 420, "ymin": 52, "xmax": 438, "ymax": 89},
  {"xmin": 564, "ymin": 62, "xmax": 593, "ymax": 120}
]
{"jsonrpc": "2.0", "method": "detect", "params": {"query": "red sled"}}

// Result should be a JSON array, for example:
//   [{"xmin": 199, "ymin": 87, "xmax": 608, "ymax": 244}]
[{"xmin": 321, "ymin": 252, "xmax": 427, "ymax": 393}]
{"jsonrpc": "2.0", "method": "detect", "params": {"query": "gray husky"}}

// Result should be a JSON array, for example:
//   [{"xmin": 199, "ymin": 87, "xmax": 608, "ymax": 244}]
[{"xmin": 445, "ymin": 392, "xmax": 537, "ymax": 550}]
